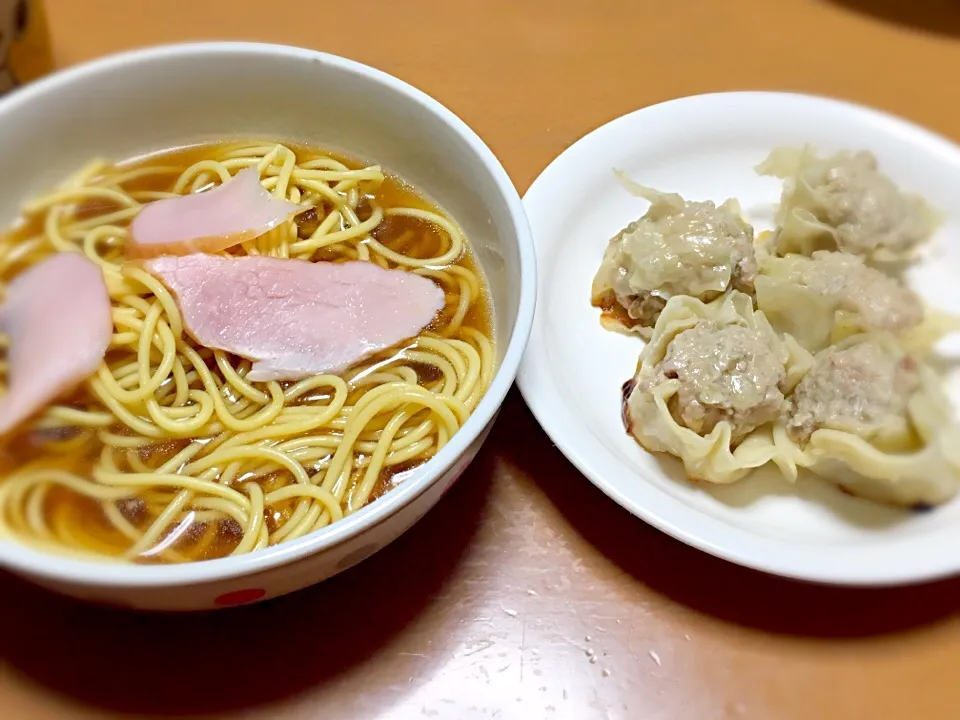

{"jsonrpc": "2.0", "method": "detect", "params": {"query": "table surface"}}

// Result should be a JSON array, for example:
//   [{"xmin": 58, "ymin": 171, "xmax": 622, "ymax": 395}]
[{"xmin": 3, "ymin": 1, "xmax": 960, "ymax": 718}]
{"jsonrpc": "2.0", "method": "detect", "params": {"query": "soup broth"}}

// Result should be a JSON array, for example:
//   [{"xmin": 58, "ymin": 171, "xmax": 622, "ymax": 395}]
[{"xmin": 0, "ymin": 141, "xmax": 494, "ymax": 563}]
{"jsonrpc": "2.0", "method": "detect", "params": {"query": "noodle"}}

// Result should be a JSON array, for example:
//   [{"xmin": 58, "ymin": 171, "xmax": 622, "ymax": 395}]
[{"xmin": 0, "ymin": 141, "xmax": 495, "ymax": 563}]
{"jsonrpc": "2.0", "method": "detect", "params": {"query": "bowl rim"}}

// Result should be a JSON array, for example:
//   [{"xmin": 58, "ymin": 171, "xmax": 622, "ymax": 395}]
[{"xmin": 0, "ymin": 41, "xmax": 536, "ymax": 587}]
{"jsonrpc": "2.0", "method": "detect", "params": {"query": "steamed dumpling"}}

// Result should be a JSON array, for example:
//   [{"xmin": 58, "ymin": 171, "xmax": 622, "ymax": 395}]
[
  {"xmin": 756, "ymin": 146, "xmax": 939, "ymax": 261},
  {"xmin": 592, "ymin": 175, "xmax": 757, "ymax": 338},
  {"xmin": 775, "ymin": 334, "xmax": 960, "ymax": 507},
  {"xmin": 622, "ymin": 291, "xmax": 812, "ymax": 483},
  {"xmin": 755, "ymin": 250, "xmax": 924, "ymax": 352},
  {"xmin": 786, "ymin": 336, "xmax": 920, "ymax": 447}
]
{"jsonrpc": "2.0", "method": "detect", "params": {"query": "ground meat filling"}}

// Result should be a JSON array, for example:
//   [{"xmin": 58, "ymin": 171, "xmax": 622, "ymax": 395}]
[
  {"xmin": 798, "ymin": 250, "xmax": 923, "ymax": 333},
  {"xmin": 814, "ymin": 151, "xmax": 931, "ymax": 257},
  {"xmin": 787, "ymin": 339, "xmax": 920, "ymax": 444},
  {"xmin": 594, "ymin": 194, "xmax": 756, "ymax": 331},
  {"xmin": 622, "ymin": 291, "xmax": 668, "ymax": 327},
  {"xmin": 641, "ymin": 322, "xmax": 786, "ymax": 443}
]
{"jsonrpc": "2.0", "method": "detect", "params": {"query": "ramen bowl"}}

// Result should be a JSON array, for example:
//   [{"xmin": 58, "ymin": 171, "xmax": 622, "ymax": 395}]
[{"xmin": 0, "ymin": 42, "xmax": 535, "ymax": 610}]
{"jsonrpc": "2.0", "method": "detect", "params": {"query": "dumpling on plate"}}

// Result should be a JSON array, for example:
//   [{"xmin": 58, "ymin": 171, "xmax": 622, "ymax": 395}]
[
  {"xmin": 756, "ymin": 146, "xmax": 940, "ymax": 261},
  {"xmin": 774, "ymin": 334, "xmax": 960, "ymax": 507},
  {"xmin": 754, "ymin": 249, "xmax": 925, "ymax": 352},
  {"xmin": 622, "ymin": 291, "xmax": 812, "ymax": 484},
  {"xmin": 592, "ymin": 173, "xmax": 757, "ymax": 338}
]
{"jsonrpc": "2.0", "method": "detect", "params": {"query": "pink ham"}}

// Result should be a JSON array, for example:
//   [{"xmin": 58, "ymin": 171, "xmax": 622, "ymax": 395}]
[
  {"xmin": 0, "ymin": 253, "xmax": 112, "ymax": 435},
  {"xmin": 144, "ymin": 255, "xmax": 446, "ymax": 381},
  {"xmin": 128, "ymin": 168, "xmax": 301, "ymax": 259}
]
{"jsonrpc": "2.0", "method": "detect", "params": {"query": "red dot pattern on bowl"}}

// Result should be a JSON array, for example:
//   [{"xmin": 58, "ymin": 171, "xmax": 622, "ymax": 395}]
[{"xmin": 214, "ymin": 587, "xmax": 266, "ymax": 607}]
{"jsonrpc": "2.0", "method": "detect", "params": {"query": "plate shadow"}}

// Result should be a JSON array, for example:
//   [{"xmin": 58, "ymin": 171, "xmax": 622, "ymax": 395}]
[{"xmin": 497, "ymin": 392, "xmax": 960, "ymax": 639}]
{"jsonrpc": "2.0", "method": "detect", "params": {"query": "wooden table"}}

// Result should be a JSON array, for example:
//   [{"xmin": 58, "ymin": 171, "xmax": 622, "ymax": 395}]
[{"xmin": 3, "ymin": 1, "xmax": 960, "ymax": 718}]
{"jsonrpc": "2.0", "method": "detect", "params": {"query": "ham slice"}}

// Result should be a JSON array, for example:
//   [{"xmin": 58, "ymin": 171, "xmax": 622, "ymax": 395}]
[
  {"xmin": 128, "ymin": 168, "xmax": 301, "ymax": 259},
  {"xmin": 0, "ymin": 254, "xmax": 112, "ymax": 435},
  {"xmin": 144, "ymin": 255, "xmax": 446, "ymax": 381}
]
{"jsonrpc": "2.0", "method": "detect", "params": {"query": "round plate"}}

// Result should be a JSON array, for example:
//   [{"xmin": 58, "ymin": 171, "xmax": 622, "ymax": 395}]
[{"xmin": 517, "ymin": 91, "xmax": 960, "ymax": 586}]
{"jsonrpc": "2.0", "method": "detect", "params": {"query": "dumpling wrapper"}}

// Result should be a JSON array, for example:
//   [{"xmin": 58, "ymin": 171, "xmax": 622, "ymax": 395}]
[
  {"xmin": 622, "ymin": 291, "xmax": 812, "ymax": 484},
  {"xmin": 128, "ymin": 167, "xmax": 302, "ymax": 259},
  {"xmin": 756, "ymin": 146, "xmax": 940, "ymax": 262},
  {"xmin": 753, "ymin": 249, "xmax": 958, "ymax": 354},
  {"xmin": 592, "ymin": 171, "xmax": 756, "ymax": 338},
  {"xmin": 773, "ymin": 334, "xmax": 960, "ymax": 508},
  {"xmin": 144, "ymin": 254, "xmax": 446, "ymax": 382},
  {"xmin": 0, "ymin": 253, "xmax": 112, "ymax": 435}
]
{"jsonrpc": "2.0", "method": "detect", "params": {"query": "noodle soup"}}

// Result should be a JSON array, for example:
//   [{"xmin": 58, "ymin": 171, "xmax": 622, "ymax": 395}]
[{"xmin": 0, "ymin": 141, "xmax": 495, "ymax": 563}]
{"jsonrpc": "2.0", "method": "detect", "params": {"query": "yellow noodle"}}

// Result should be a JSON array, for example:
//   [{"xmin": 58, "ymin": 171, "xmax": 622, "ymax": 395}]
[{"xmin": 0, "ymin": 141, "xmax": 495, "ymax": 563}]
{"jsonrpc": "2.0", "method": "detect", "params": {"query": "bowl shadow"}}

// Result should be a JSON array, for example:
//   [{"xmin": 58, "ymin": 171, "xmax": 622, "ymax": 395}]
[
  {"xmin": 0, "ymin": 446, "xmax": 496, "ymax": 717},
  {"xmin": 823, "ymin": 0, "xmax": 960, "ymax": 37},
  {"xmin": 498, "ymin": 393, "xmax": 960, "ymax": 638}
]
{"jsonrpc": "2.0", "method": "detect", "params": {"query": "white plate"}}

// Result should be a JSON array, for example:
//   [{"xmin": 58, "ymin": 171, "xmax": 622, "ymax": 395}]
[{"xmin": 517, "ymin": 91, "xmax": 960, "ymax": 586}]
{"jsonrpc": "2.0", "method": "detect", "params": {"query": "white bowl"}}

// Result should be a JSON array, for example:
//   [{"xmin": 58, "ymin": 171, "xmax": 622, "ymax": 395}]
[{"xmin": 0, "ymin": 42, "xmax": 535, "ymax": 610}]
